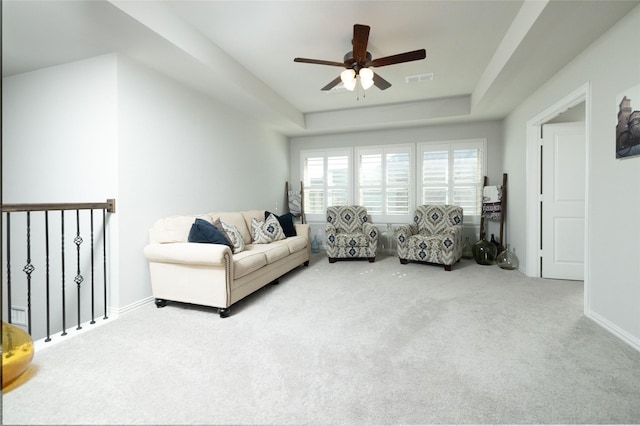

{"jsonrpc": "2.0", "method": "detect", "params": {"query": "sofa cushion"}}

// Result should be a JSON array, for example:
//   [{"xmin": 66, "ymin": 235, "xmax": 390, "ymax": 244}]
[
  {"xmin": 275, "ymin": 235, "xmax": 308, "ymax": 254},
  {"xmin": 218, "ymin": 219, "xmax": 245, "ymax": 254},
  {"xmin": 232, "ymin": 250, "xmax": 267, "ymax": 279},
  {"xmin": 251, "ymin": 214, "xmax": 285, "ymax": 244},
  {"xmin": 265, "ymin": 211, "xmax": 296, "ymax": 237},
  {"xmin": 250, "ymin": 243, "xmax": 290, "ymax": 264},
  {"xmin": 188, "ymin": 219, "xmax": 232, "ymax": 247}
]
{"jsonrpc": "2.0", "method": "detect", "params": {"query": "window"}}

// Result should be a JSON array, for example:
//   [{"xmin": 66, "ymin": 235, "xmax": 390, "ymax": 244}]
[
  {"xmin": 301, "ymin": 149, "xmax": 351, "ymax": 221},
  {"xmin": 356, "ymin": 145, "xmax": 413, "ymax": 222},
  {"xmin": 418, "ymin": 139, "xmax": 485, "ymax": 224},
  {"xmin": 301, "ymin": 139, "xmax": 485, "ymax": 225}
]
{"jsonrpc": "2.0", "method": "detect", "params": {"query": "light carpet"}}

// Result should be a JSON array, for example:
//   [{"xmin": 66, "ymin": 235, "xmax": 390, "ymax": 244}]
[{"xmin": 3, "ymin": 252, "xmax": 640, "ymax": 425}]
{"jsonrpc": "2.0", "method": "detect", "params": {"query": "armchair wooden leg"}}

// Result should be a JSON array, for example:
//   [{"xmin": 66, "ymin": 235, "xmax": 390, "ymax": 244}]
[
  {"xmin": 328, "ymin": 257, "xmax": 336, "ymax": 263},
  {"xmin": 444, "ymin": 265, "xmax": 452, "ymax": 271},
  {"xmin": 368, "ymin": 257, "xmax": 375, "ymax": 263},
  {"xmin": 399, "ymin": 258, "xmax": 408, "ymax": 264}
]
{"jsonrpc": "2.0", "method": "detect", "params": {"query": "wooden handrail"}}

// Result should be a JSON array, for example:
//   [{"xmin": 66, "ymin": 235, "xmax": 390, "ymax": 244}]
[{"xmin": 1, "ymin": 198, "xmax": 116, "ymax": 213}]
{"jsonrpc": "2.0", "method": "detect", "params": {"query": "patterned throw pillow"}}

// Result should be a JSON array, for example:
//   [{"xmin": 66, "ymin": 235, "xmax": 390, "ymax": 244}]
[
  {"xmin": 219, "ymin": 220, "xmax": 245, "ymax": 254},
  {"xmin": 251, "ymin": 214, "xmax": 285, "ymax": 244}
]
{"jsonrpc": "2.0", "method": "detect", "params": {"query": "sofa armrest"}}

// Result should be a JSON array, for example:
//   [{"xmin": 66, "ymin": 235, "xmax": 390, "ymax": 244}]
[
  {"xmin": 144, "ymin": 242, "xmax": 232, "ymax": 266},
  {"xmin": 294, "ymin": 223, "xmax": 311, "ymax": 242}
]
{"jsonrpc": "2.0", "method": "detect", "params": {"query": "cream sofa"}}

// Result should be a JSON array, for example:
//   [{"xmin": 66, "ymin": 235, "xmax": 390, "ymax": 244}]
[{"xmin": 143, "ymin": 210, "xmax": 310, "ymax": 317}]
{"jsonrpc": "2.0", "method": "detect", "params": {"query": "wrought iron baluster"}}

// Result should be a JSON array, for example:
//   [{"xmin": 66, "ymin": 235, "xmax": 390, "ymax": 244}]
[
  {"xmin": 90, "ymin": 209, "xmax": 95, "ymax": 324},
  {"xmin": 23, "ymin": 212, "xmax": 35, "ymax": 335},
  {"xmin": 45, "ymin": 211, "xmax": 51, "ymax": 342},
  {"xmin": 74, "ymin": 209, "xmax": 83, "ymax": 330},
  {"xmin": 61, "ymin": 210, "xmax": 67, "ymax": 336},
  {"xmin": 6, "ymin": 213, "xmax": 12, "ymax": 324},
  {"xmin": 103, "ymin": 208, "xmax": 108, "ymax": 320}
]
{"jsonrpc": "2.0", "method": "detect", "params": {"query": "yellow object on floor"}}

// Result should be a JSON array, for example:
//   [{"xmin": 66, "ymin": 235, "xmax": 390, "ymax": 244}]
[{"xmin": 2, "ymin": 322, "xmax": 34, "ymax": 388}]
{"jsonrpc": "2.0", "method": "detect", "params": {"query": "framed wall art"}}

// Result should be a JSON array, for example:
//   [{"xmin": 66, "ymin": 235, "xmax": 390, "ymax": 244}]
[{"xmin": 616, "ymin": 84, "xmax": 640, "ymax": 159}]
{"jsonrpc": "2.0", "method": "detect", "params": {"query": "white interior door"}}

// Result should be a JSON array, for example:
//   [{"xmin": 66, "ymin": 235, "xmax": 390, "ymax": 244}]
[{"xmin": 541, "ymin": 122, "xmax": 585, "ymax": 280}]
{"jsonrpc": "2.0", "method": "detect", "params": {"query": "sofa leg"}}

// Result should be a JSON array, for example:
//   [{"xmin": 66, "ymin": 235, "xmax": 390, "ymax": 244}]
[
  {"xmin": 444, "ymin": 264, "xmax": 452, "ymax": 271},
  {"xmin": 304, "ymin": 261, "xmax": 309, "ymax": 266},
  {"xmin": 368, "ymin": 257, "xmax": 375, "ymax": 263},
  {"xmin": 154, "ymin": 299, "xmax": 167, "ymax": 308},
  {"xmin": 399, "ymin": 258, "xmax": 408, "ymax": 264},
  {"xmin": 219, "ymin": 307, "xmax": 230, "ymax": 318},
  {"xmin": 328, "ymin": 258, "xmax": 336, "ymax": 263},
  {"xmin": 270, "ymin": 278, "xmax": 280, "ymax": 285}
]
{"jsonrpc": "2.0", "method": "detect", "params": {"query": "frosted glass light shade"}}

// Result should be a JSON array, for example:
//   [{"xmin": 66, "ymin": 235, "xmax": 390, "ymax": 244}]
[
  {"xmin": 340, "ymin": 69, "xmax": 356, "ymax": 91},
  {"xmin": 359, "ymin": 68, "xmax": 374, "ymax": 90}
]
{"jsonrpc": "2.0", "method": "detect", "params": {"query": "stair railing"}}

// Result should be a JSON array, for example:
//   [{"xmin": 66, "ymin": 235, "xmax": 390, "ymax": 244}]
[{"xmin": 2, "ymin": 199, "xmax": 115, "ymax": 342}]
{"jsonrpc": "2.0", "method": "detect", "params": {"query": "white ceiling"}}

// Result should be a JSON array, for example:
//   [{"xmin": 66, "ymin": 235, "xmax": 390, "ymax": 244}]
[{"xmin": 3, "ymin": 0, "xmax": 638, "ymax": 136}]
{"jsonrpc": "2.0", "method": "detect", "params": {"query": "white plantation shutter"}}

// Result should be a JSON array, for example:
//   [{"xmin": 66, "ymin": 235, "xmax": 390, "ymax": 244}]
[
  {"xmin": 386, "ymin": 152, "xmax": 410, "ymax": 215},
  {"xmin": 419, "ymin": 139, "xmax": 485, "ymax": 224},
  {"xmin": 359, "ymin": 153, "xmax": 383, "ymax": 214},
  {"xmin": 356, "ymin": 145, "xmax": 413, "ymax": 221},
  {"xmin": 302, "ymin": 150, "xmax": 351, "ymax": 219},
  {"xmin": 421, "ymin": 146, "xmax": 449, "ymax": 204},
  {"xmin": 453, "ymin": 146, "xmax": 483, "ymax": 216}
]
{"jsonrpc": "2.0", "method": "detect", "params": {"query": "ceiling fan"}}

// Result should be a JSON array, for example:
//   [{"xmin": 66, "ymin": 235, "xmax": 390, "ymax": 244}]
[{"xmin": 294, "ymin": 24, "xmax": 426, "ymax": 92}]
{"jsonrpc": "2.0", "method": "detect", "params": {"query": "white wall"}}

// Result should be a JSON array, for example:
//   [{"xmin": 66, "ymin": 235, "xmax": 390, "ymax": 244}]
[
  {"xmin": 503, "ymin": 5, "xmax": 640, "ymax": 348},
  {"xmin": 115, "ymin": 56, "xmax": 290, "ymax": 311},
  {"xmin": 2, "ymin": 54, "xmax": 119, "ymax": 339},
  {"xmin": 3, "ymin": 54, "xmax": 290, "ymax": 333}
]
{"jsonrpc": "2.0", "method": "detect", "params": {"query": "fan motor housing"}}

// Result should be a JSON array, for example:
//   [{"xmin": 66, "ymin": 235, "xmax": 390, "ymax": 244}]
[{"xmin": 344, "ymin": 51, "xmax": 372, "ymax": 69}]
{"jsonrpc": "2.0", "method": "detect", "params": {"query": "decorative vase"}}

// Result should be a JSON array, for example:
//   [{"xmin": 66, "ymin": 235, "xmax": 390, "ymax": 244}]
[
  {"xmin": 496, "ymin": 244, "xmax": 520, "ymax": 270},
  {"xmin": 311, "ymin": 235, "xmax": 320, "ymax": 253},
  {"xmin": 472, "ymin": 233, "xmax": 497, "ymax": 265},
  {"xmin": 2, "ymin": 322, "xmax": 34, "ymax": 388},
  {"xmin": 462, "ymin": 237, "xmax": 473, "ymax": 259}
]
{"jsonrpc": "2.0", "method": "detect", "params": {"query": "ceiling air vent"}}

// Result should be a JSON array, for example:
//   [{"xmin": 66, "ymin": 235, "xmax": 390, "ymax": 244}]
[{"xmin": 405, "ymin": 72, "xmax": 434, "ymax": 84}]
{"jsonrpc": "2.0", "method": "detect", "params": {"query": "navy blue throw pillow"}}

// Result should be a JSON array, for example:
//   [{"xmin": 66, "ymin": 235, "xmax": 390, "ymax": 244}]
[
  {"xmin": 188, "ymin": 218, "xmax": 232, "ymax": 247},
  {"xmin": 265, "ymin": 211, "xmax": 296, "ymax": 237}
]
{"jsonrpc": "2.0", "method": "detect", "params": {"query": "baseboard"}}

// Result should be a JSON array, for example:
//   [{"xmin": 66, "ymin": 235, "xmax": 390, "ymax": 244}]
[
  {"xmin": 586, "ymin": 309, "xmax": 640, "ymax": 353},
  {"xmin": 33, "ymin": 315, "xmax": 116, "ymax": 352},
  {"xmin": 108, "ymin": 296, "xmax": 155, "ymax": 316}
]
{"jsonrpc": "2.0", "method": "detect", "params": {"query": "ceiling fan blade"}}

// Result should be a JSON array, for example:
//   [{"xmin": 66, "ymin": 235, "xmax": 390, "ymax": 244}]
[
  {"xmin": 294, "ymin": 57, "xmax": 346, "ymax": 67},
  {"xmin": 352, "ymin": 24, "xmax": 370, "ymax": 64},
  {"xmin": 373, "ymin": 72, "xmax": 392, "ymax": 90},
  {"xmin": 370, "ymin": 49, "xmax": 426, "ymax": 67},
  {"xmin": 321, "ymin": 75, "xmax": 342, "ymax": 91}
]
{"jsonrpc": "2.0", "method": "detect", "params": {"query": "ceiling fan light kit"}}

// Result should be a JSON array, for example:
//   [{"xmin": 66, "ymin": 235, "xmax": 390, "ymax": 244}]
[{"xmin": 294, "ymin": 24, "xmax": 426, "ymax": 94}]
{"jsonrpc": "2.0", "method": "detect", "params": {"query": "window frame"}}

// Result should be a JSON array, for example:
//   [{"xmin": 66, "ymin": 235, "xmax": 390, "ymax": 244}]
[
  {"xmin": 300, "ymin": 148, "xmax": 353, "ymax": 223},
  {"xmin": 417, "ymin": 138, "xmax": 486, "ymax": 225},
  {"xmin": 355, "ymin": 144, "xmax": 415, "ymax": 224}
]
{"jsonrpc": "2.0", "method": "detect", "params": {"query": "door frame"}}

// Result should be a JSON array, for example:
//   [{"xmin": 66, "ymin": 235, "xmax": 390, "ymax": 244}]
[{"xmin": 525, "ymin": 82, "xmax": 591, "ymax": 303}]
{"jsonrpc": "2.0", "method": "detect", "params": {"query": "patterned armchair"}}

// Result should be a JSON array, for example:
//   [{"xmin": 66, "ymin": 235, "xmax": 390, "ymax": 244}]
[
  {"xmin": 396, "ymin": 204, "xmax": 464, "ymax": 271},
  {"xmin": 326, "ymin": 205, "xmax": 378, "ymax": 263}
]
